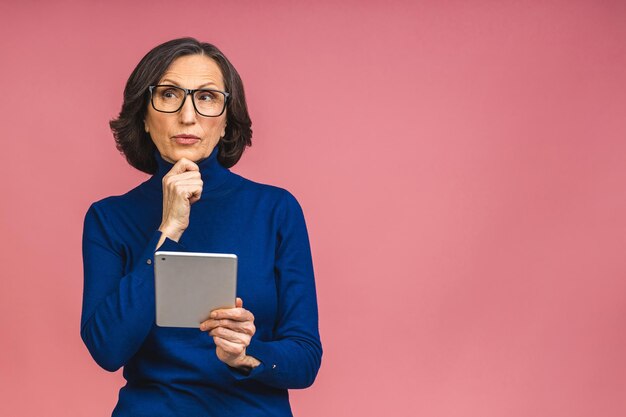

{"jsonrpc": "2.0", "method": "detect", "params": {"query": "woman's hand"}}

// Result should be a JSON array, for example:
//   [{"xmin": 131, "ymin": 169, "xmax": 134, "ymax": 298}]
[
  {"xmin": 158, "ymin": 158, "xmax": 203, "ymax": 242},
  {"xmin": 201, "ymin": 298, "xmax": 261, "ymax": 371}
]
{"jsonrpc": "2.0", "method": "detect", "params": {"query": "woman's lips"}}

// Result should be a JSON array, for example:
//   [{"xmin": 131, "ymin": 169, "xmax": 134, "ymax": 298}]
[{"xmin": 173, "ymin": 135, "xmax": 200, "ymax": 145}]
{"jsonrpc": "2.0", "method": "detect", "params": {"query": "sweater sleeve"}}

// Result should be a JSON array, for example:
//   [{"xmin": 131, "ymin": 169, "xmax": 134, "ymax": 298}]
[
  {"xmin": 80, "ymin": 203, "xmax": 185, "ymax": 372},
  {"xmin": 229, "ymin": 192, "xmax": 323, "ymax": 389}
]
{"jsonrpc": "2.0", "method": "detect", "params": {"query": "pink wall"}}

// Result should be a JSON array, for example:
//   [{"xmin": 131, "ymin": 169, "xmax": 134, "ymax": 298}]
[{"xmin": 1, "ymin": 1, "xmax": 625, "ymax": 416}]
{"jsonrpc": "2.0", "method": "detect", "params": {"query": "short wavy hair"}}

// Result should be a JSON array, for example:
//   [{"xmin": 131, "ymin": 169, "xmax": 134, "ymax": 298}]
[{"xmin": 110, "ymin": 37, "xmax": 252, "ymax": 174}]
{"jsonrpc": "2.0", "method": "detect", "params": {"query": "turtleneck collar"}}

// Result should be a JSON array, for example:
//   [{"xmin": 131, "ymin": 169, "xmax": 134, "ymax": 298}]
[{"xmin": 146, "ymin": 145, "xmax": 232, "ymax": 195}]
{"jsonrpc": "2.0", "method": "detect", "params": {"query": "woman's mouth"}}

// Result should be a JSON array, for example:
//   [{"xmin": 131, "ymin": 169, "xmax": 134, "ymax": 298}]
[{"xmin": 173, "ymin": 134, "xmax": 200, "ymax": 145}]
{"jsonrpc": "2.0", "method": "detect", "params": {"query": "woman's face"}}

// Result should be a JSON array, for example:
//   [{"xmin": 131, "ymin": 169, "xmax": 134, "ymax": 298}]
[{"xmin": 144, "ymin": 54, "xmax": 227, "ymax": 164}]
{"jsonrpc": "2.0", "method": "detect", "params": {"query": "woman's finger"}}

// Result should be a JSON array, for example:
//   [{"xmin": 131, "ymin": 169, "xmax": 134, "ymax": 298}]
[
  {"xmin": 166, "ymin": 157, "xmax": 199, "ymax": 175},
  {"xmin": 210, "ymin": 326, "xmax": 251, "ymax": 345},
  {"xmin": 169, "ymin": 177, "xmax": 203, "ymax": 188},
  {"xmin": 163, "ymin": 170, "xmax": 201, "ymax": 183},
  {"xmin": 201, "ymin": 318, "xmax": 255, "ymax": 335},
  {"xmin": 213, "ymin": 336, "xmax": 246, "ymax": 357},
  {"xmin": 210, "ymin": 307, "xmax": 254, "ymax": 322}
]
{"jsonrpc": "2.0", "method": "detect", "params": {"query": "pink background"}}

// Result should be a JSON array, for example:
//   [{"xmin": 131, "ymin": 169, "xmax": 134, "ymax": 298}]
[{"xmin": 1, "ymin": 1, "xmax": 625, "ymax": 416}]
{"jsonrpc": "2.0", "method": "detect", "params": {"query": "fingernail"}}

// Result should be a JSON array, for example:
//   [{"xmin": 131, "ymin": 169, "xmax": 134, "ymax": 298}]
[
  {"xmin": 200, "ymin": 323, "xmax": 206, "ymax": 330},
  {"xmin": 210, "ymin": 312, "xmax": 217, "ymax": 318}
]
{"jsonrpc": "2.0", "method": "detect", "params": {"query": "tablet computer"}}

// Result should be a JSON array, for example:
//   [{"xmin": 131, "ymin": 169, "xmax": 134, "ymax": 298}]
[{"xmin": 154, "ymin": 251, "xmax": 237, "ymax": 328}]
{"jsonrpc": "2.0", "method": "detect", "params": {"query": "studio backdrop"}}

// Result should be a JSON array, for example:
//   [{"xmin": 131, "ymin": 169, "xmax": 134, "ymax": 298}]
[{"xmin": 1, "ymin": 1, "xmax": 625, "ymax": 416}]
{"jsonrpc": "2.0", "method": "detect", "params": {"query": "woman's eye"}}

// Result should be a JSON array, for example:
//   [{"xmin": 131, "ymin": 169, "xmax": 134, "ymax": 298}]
[
  {"xmin": 197, "ymin": 92, "xmax": 216, "ymax": 102},
  {"xmin": 161, "ymin": 89, "xmax": 180, "ymax": 99}
]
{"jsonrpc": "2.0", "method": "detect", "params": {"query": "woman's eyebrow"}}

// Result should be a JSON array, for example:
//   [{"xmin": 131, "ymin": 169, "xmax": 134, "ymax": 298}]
[
  {"xmin": 160, "ymin": 79, "xmax": 181, "ymax": 86},
  {"xmin": 160, "ymin": 79, "xmax": 219, "ymax": 88}
]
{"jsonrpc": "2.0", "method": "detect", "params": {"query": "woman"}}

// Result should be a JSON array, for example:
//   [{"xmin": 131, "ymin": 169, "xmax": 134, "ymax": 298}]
[{"xmin": 81, "ymin": 37, "xmax": 322, "ymax": 416}]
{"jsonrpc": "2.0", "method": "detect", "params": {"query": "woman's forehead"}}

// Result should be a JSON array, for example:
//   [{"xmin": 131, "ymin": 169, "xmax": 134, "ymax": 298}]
[{"xmin": 159, "ymin": 54, "xmax": 224, "ymax": 89}]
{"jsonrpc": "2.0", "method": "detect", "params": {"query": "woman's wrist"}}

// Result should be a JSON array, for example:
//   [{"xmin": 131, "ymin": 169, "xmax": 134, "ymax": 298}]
[
  {"xmin": 158, "ymin": 224, "xmax": 184, "ymax": 242},
  {"xmin": 155, "ymin": 225, "xmax": 184, "ymax": 250},
  {"xmin": 231, "ymin": 355, "xmax": 261, "ymax": 373},
  {"xmin": 243, "ymin": 355, "xmax": 261, "ymax": 369}
]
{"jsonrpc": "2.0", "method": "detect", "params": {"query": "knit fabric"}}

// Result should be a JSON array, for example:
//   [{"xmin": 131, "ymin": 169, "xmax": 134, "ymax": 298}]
[{"xmin": 81, "ymin": 146, "xmax": 322, "ymax": 416}]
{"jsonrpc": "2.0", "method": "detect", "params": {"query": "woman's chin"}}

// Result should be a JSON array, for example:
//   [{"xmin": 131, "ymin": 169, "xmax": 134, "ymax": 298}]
[{"xmin": 166, "ymin": 148, "xmax": 212, "ymax": 164}]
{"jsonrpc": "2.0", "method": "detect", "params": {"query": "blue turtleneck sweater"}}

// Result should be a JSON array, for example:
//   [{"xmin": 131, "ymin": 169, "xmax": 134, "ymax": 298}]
[{"xmin": 81, "ymin": 146, "xmax": 322, "ymax": 416}]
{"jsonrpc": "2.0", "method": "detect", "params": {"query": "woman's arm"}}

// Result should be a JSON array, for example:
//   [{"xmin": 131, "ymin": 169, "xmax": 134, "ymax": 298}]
[
  {"xmin": 81, "ymin": 158, "xmax": 201, "ymax": 371},
  {"xmin": 80, "ymin": 203, "xmax": 184, "ymax": 372},
  {"xmin": 227, "ymin": 191, "xmax": 323, "ymax": 389}
]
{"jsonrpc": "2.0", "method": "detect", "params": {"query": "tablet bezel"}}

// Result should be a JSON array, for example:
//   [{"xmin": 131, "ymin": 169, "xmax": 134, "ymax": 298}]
[{"xmin": 154, "ymin": 251, "xmax": 238, "ymax": 328}]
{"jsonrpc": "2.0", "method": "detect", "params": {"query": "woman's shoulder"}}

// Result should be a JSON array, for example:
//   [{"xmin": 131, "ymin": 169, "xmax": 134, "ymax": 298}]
[
  {"xmin": 84, "ymin": 185, "xmax": 148, "ymax": 222},
  {"xmin": 89, "ymin": 185, "xmax": 144, "ymax": 209},
  {"xmin": 236, "ymin": 175, "xmax": 303, "ymax": 209}
]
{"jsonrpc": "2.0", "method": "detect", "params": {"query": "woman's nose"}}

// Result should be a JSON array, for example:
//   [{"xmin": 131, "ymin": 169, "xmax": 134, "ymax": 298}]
[{"xmin": 179, "ymin": 93, "xmax": 197, "ymax": 124}]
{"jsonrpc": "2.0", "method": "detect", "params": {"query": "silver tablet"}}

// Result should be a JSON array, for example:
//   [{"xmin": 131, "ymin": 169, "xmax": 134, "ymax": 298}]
[{"xmin": 154, "ymin": 251, "xmax": 237, "ymax": 328}]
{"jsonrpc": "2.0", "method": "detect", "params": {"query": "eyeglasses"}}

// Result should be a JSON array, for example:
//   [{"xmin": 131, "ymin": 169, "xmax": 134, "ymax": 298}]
[{"xmin": 148, "ymin": 85, "xmax": 230, "ymax": 117}]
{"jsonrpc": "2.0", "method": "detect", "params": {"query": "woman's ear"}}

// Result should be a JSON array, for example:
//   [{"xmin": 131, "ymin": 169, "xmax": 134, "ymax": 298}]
[{"xmin": 144, "ymin": 120, "xmax": 149, "ymax": 133}]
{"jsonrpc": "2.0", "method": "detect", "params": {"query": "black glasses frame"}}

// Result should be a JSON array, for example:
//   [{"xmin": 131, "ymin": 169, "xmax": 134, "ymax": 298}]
[{"xmin": 148, "ymin": 85, "xmax": 230, "ymax": 117}]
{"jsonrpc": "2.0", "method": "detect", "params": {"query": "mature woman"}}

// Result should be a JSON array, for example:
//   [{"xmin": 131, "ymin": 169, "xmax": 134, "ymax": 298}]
[{"xmin": 80, "ymin": 37, "xmax": 322, "ymax": 416}]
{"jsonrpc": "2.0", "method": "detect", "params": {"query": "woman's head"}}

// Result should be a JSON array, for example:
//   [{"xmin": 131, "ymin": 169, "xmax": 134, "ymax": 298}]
[{"xmin": 110, "ymin": 37, "xmax": 252, "ymax": 174}]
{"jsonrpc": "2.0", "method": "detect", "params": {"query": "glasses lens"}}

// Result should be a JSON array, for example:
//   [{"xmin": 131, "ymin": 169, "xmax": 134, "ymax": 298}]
[
  {"xmin": 151, "ymin": 86, "xmax": 227, "ymax": 116},
  {"xmin": 193, "ymin": 90, "xmax": 226, "ymax": 116},
  {"xmin": 152, "ymin": 86, "xmax": 184, "ymax": 112}
]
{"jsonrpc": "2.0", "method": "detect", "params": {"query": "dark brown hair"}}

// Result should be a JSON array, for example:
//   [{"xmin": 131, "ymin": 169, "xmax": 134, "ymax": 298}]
[{"xmin": 109, "ymin": 37, "xmax": 252, "ymax": 174}]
